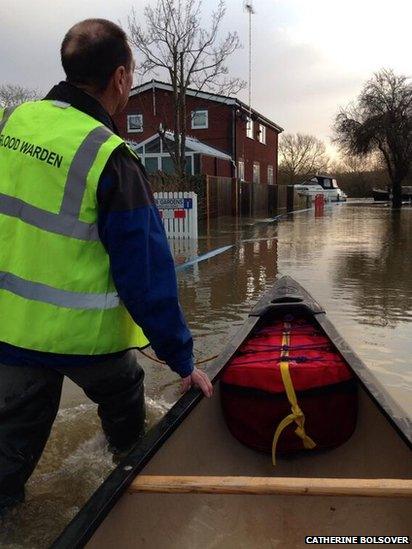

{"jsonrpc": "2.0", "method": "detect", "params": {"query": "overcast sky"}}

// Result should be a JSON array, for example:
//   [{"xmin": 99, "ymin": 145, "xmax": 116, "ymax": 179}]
[{"xmin": 1, "ymin": 0, "xmax": 411, "ymax": 157}]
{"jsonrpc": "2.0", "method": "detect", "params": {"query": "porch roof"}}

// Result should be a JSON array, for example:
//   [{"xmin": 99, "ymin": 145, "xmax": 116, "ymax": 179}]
[{"xmin": 129, "ymin": 132, "xmax": 232, "ymax": 161}]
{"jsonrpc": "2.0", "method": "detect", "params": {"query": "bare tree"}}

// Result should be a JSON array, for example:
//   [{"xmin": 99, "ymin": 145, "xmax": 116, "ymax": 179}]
[
  {"xmin": 330, "ymin": 152, "xmax": 380, "ymax": 175},
  {"xmin": 329, "ymin": 153, "xmax": 388, "ymax": 199},
  {"xmin": 128, "ymin": 0, "xmax": 245, "ymax": 179},
  {"xmin": 334, "ymin": 69, "xmax": 412, "ymax": 208},
  {"xmin": 0, "ymin": 84, "xmax": 40, "ymax": 108},
  {"xmin": 278, "ymin": 133, "xmax": 329, "ymax": 184}
]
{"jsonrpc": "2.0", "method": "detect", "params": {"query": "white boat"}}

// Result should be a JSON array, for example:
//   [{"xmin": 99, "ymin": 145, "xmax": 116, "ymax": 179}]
[{"xmin": 294, "ymin": 175, "xmax": 347, "ymax": 202}]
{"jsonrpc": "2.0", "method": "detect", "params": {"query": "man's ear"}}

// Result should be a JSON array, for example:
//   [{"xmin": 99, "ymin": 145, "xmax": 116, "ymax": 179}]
[{"xmin": 113, "ymin": 65, "xmax": 127, "ymax": 94}]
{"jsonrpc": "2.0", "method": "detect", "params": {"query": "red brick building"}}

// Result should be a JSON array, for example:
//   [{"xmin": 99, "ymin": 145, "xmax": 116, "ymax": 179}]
[{"xmin": 114, "ymin": 80, "xmax": 283, "ymax": 184}]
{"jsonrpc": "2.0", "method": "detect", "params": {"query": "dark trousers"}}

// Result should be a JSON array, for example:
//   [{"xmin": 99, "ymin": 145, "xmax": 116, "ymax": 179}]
[{"xmin": 0, "ymin": 350, "xmax": 145, "ymax": 510}]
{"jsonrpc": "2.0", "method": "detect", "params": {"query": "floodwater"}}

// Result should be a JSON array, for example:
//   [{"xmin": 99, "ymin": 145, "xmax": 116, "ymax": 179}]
[{"xmin": 1, "ymin": 199, "xmax": 412, "ymax": 547}]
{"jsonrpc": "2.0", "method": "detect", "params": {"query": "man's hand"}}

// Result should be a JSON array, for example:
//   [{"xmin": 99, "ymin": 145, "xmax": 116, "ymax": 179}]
[{"xmin": 181, "ymin": 367, "xmax": 213, "ymax": 398}]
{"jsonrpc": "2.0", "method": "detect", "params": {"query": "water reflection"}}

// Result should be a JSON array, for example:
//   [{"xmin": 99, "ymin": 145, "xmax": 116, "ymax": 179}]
[
  {"xmin": 333, "ymin": 209, "xmax": 412, "ymax": 326},
  {"xmin": 179, "ymin": 235, "xmax": 278, "ymax": 334}
]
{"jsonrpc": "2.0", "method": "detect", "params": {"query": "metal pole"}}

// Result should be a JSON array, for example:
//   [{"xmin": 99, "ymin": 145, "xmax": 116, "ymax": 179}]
[{"xmin": 249, "ymin": 7, "xmax": 252, "ymax": 118}]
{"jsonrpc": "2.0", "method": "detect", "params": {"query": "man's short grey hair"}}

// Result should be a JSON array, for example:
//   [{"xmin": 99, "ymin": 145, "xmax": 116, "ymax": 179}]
[{"xmin": 61, "ymin": 19, "xmax": 133, "ymax": 92}]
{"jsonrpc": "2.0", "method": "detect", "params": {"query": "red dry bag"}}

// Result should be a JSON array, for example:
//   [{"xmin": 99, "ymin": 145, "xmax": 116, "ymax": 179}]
[{"xmin": 220, "ymin": 316, "xmax": 358, "ymax": 461}]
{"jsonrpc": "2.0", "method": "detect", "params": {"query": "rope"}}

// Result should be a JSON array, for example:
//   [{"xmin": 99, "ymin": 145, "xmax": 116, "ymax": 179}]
[
  {"xmin": 138, "ymin": 348, "xmax": 219, "ymax": 366},
  {"xmin": 228, "ymin": 356, "xmax": 326, "ymax": 366},
  {"xmin": 239, "ymin": 343, "xmax": 331, "ymax": 353},
  {"xmin": 271, "ymin": 321, "xmax": 316, "ymax": 465}
]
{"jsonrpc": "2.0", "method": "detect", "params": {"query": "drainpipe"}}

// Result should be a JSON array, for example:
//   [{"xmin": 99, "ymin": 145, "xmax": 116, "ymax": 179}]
[
  {"xmin": 232, "ymin": 106, "xmax": 239, "ymax": 216},
  {"xmin": 152, "ymin": 79, "xmax": 156, "ymax": 116},
  {"xmin": 231, "ymin": 159, "xmax": 238, "ymax": 216},
  {"xmin": 232, "ymin": 106, "xmax": 237, "ymax": 177}
]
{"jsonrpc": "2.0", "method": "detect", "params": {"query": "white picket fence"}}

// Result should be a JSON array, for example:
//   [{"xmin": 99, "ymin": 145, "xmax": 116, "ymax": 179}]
[{"xmin": 154, "ymin": 191, "xmax": 198, "ymax": 239}]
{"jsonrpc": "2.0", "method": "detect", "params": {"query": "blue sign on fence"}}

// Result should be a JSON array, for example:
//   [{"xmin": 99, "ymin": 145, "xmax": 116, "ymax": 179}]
[{"xmin": 183, "ymin": 198, "xmax": 193, "ymax": 210}]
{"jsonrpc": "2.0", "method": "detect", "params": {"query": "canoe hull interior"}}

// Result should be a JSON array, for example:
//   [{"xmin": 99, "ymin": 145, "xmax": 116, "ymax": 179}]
[
  {"xmin": 52, "ymin": 277, "xmax": 411, "ymax": 548},
  {"xmin": 87, "ymin": 384, "xmax": 412, "ymax": 548}
]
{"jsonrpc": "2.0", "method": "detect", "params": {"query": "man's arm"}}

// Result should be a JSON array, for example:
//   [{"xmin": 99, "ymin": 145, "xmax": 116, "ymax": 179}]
[{"xmin": 97, "ymin": 146, "xmax": 194, "ymax": 377}]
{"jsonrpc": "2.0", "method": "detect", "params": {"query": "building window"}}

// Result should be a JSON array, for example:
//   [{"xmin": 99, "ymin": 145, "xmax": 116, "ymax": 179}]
[
  {"xmin": 143, "ymin": 154, "xmax": 194, "ymax": 175},
  {"xmin": 145, "ymin": 137, "xmax": 161, "ymax": 153},
  {"xmin": 161, "ymin": 156, "xmax": 175, "ymax": 174},
  {"xmin": 253, "ymin": 162, "xmax": 260, "ymax": 183},
  {"xmin": 238, "ymin": 159, "xmax": 245, "ymax": 180},
  {"xmin": 267, "ymin": 165, "xmax": 274, "ymax": 185},
  {"xmin": 191, "ymin": 110, "xmax": 208, "ymax": 129},
  {"xmin": 127, "ymin": 114, "xmax": 143, "ymax": 133},
  {"xmin": 258, "ymin": 124, "xmax": 266, "ymax": 144},
  {"xmin": 144, "ymin": 157, "xmax": 159, "ymax": 173},
  {"xmin": 246, "ymin": 117, "xmax": 254, "ymax": 139}
]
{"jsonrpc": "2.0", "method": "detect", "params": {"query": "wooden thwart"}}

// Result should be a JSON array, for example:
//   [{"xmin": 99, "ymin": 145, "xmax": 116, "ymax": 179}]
[{"xmin": 129, "ymin": 476, "xmax": 412, "ymax": 498}]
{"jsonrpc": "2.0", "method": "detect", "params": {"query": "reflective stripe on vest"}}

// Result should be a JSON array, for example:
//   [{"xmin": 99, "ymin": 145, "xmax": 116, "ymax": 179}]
[
  {"xmin": 0, "ymin": 271, "xmax": 119, "ymax": 310},
  {"xmin": 60, "ymin": 125, "xmax": 112, "ymax": 218},
  {"xmin": 0, "ymin": 193, "xmax": 99, "ymax": 240}
]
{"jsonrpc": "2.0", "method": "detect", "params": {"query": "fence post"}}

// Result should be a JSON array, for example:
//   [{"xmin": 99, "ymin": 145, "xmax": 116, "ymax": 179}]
[
  {"xmin": 233, "ymin": 178, "xmax": 239, "ymax": 217},
  {"xmin": 191, "ymin": 192, "xmax": 198, "ymax": 239},
  {"xmin": 206, "ymin": 175, "xmax": 210, "ymax": 235},
  {"xmin": 236, "ymin": 178, "xmax": 239, "ymax": 217}
]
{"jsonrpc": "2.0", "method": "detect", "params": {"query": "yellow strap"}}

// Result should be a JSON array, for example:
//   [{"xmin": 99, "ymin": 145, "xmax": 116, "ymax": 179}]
[{"xmin": 272, "ymin": 322, "xmax": 316, "ymax": 465}]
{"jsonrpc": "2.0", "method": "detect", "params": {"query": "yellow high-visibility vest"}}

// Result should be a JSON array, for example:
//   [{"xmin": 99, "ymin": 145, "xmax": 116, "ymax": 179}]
[{"xmin": 0, "ymin": 100, "xmax": 148, "ymax": 354}]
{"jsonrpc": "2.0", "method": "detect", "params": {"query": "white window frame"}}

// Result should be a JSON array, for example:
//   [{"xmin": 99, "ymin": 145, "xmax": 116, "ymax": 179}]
[
  {"xmin": 142, "ymin": 152, "xmax": 195, "ymax": 176},
  {"xmin": 253, "ymin": 161, "xmax": 260, "ymax": 184},
  {"xmin": 191, "ymin": 110, "xmax": 208, "ymax": 129},
  {"xmin": 246, "ymin": 117, "xmax": 254, "ymax": 139},
  {"xmin": 258, "ymin": 124, "xmax": 266, "ymax": 145},
  {"xmin": 238, "ymin": 159, "xmax": 245, "ymax": 181},
  {"xmin": 267, "ymin": 165, "xmax": 274, "ymax": 185},
  {"xmin": 127, "ymin": 114, "xmax": 143, "ymax": 133}
]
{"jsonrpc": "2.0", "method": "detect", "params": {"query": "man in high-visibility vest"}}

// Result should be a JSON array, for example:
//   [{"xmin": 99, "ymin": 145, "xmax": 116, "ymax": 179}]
[{"xmin": 0, "ymin": 18, "xmax": 212, "ymax": 515}]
